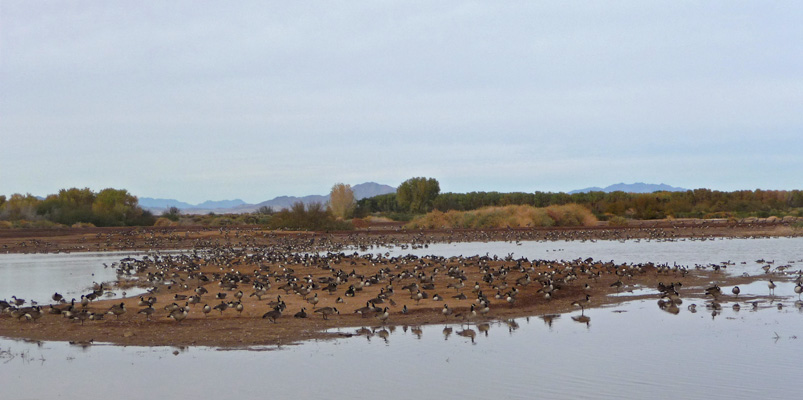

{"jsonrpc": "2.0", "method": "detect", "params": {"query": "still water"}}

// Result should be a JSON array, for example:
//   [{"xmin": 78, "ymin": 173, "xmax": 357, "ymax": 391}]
[{"xmin": 1, "ymin": 237, "xmax": 802, "ymax": 400}]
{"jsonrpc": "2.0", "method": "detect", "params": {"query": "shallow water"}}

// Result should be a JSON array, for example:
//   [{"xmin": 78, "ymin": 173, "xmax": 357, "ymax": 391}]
[
  {"xmin": 0, "ymin": 251, "xmax": 156, "ymax": 305},
  {"xmin": 1, "ymin": 237, "xmax": 802, "ymax": 399}
]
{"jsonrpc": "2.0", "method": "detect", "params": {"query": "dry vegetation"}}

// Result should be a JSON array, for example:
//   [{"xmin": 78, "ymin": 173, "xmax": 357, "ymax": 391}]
[{"xmin": 406, "ymin": 204, "xmax": 598, "ymax": 229}]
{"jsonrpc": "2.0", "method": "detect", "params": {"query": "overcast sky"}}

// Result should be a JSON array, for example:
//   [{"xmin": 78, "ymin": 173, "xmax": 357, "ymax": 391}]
[{"xmin": 1, "ymin": 2, "xmax": 801, "ymax": 203}]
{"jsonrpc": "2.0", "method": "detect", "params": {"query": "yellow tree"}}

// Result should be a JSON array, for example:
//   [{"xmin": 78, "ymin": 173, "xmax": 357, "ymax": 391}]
[{"xmin": 328, "ymin": 183, "xmax": 355, "ymax": 219}]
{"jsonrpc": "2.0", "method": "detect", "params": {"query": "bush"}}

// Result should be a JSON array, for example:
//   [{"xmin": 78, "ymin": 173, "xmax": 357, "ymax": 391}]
[{"xmin": 406, "ymin": 204, "xmax": 597, "ymax": 229}]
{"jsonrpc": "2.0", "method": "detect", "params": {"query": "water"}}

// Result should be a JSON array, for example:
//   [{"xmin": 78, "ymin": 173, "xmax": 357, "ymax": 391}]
[
  {"xmin": 1, "ymin": 237, "xmax": 802, "ymax": 399},
  {"xmin": 0, "ymin": 251, "xmax": 154, "ymax": 305}
]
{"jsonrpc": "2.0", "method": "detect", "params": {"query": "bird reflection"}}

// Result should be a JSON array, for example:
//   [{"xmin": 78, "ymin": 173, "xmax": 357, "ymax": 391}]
[
  {"xmin": 375, "ymin": 328, "xmax": 390, "ymax": 343},
  {"xmin": 457, "ymin": 328, "xmax": 476, "ymax": 344},
  {"xmin": 571, "ymin": 314, "xmax": 590, "ymax": 328},
  {"xmin": 411, "ymin": 326, "xmax": 423, "ymax": 339},
  {"xmin": 477, "ymin": 323, "xmax": 490, "ymax": 337},
  {"xmin": 443, "ymin": 326, "xmax": 453, "ymax": 340},
  {"xmin": 540, "ymin": 314, "xmax": 561, "ymax": 328}
]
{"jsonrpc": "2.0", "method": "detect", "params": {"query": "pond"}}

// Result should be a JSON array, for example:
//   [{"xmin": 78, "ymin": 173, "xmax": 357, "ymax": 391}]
[{"xmin": 1, "ymin": 237, "xmax": 802, "ymax": 400}]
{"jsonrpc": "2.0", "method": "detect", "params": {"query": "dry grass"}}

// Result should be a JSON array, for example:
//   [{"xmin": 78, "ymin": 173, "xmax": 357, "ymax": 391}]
[{"xmin": 406, "ymin": 204, "xmax": 597, "ymax": 229}]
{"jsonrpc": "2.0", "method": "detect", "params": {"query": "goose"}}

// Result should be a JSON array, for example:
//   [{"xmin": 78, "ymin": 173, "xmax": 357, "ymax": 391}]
[
  {"xmin": 188, "ymin": 295, "xmax": 201, "ymax": 306},
  {"xmin": 202, "ymin": 304, "xmax": 211, "ymax": 317},
  {"xmin": 169, "ymin": 307, "xmax": 188, "ymax": 323},
  {"xmin": 174, "ymin": 294, "xmax": 188, "ymax": 301},
  {"xmin": 107, "ymin": 302, "xmax": 127, "ymax": 319},
  {"xmin": 138, "ymin": 306, "xmax": 156, "ymax": 321},
  {"xmin": 213, "ymin": 301, "xmax": 228, "ymax": 315},
  {"xmin": 795, "ymin": 284, "xmax": 803, "ymax": 299},
  {"xmin": 52, "ymin": 292, "xmax": 64, "ymax": 303},
  {"xmin": 262, "ymin": 308, "xmax": 282, "ymax": 323},
  {"xmin": 11, "ymin": 296, "xmax": 25, "ymax": 306},
  {"xmin": 234, "ymin": 302, "xmax": 244, "ymax": 316},
  {"xmin": 308, "ymin": 293, "xmax": 319, "ymax": 308},
  {"xmin": 732, "ymin": 286, "xmax": 740, "ymax": 297},
  {"xmin": 768, "ymin": 280, "xmax": 777, "ymax": 296},
  {"xmin": 354, "ymin": 302, "xmax": 376, "ymax": 317},
  {"xmin": 375, "ymin": 307, "xmax": 389, "ymax": 324},
  {"xmin": 294, "ymin": 308, "xmax": 308, "ymax": 318},
  {"xmin": 571, "ymin": 295, "xmax": 591, "ymax": 314},
  {"xmin": 314, "ymin": 307, "xmax": 339, "ymax": 320},
  {"xmin": 442, "ymin": 304, "xmax": 452, "ymax": 317}
]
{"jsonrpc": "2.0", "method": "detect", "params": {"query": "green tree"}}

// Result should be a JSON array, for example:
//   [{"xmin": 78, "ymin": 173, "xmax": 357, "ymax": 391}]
[
  {"xmin": 396, "ymin": 177, "xmax": 440, "ymax": 213},
  {"xmin": 0, "ymin": 193, "xmax": 40, "ymax": 220},
  {"xmin": 92, "ymin": 188, "xmax": 142, "ymax": 226},
  {"xmin": 328, "ymin": 183, "xmax": 355, "ymax": 219}
]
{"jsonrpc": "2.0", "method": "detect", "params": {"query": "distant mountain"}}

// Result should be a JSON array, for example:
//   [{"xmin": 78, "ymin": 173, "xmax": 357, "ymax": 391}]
[
  {"xmin": 195, "ymin": 199, "xmax": 246, "ymax": 209},
  {"xmin": 236, "ymin": 182, "xmax": 396, "ymax": 213},
  {"xmin": 139, "ymin": 182, "xmax": 397, "ymax": 214},
  {"xmin": 568, "ymin": 182, "xmax": 688, "ymax": 194},
  {"xmin": 138, "ymin": 197, "xmax": 196, "ymax": 210},
  {"xmin": 352, "ymin": 182, "xmax": 396, "ymax": 199}
]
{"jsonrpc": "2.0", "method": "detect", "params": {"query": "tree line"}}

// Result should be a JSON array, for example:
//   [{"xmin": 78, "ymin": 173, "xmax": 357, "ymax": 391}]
[
  {"xmin": 357, "ymin": 187, "xmax": 803, "ymax": 220},
  {"xmin": 0, "ymin": 188, "xmax": 155, "ymax": 227}
]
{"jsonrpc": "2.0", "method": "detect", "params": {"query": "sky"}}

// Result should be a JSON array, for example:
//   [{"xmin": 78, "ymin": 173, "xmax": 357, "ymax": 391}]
[{"xmin": 1, "ymin": 2, "xmax": 801, "ymax": 204}]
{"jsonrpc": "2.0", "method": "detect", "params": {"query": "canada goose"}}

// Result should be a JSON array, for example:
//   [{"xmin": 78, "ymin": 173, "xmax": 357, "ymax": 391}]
[
  {"xmin": 442, "ymin": 304, "xmax": 452, "ymax": 317},
  {"xmin": 294, "ymin": 308, "xmax": 308, "ymax": 318},
  {"xmin": 452, "ymin": 293, "xmax": 467, "ymax": 300},
  {"xmin": 795, "ymin": 284, "xmax": 803, "ymax": 299},
  {"xmin": 213, "ymin": 301, "xmax": 228, "ymax": 315},
  {"xmin": 138, "ymin": 306, "xmax": 156, "ymax": 321},
  {"xmin": 315, "ymin": 307, "xmax": 339, "ymax": 320},
  {"xmin": 610, "ymin": 280, "xmax": 623, "ymax": 292},
  {"xmin": 250, "ymin": 288, "xmax": 268, "ymax": 300},
  {"xmin": 188, "ymin": 295, "xmax": 201, "ymax": 306},
  {"xmin": 23, "ymin": 307, "xmax": 43, "ymax": 322},
  {"xmin": 732, "ymin": 286, "xmax": 740, "ymax": 297},
  {"xmin": 107, "ymin": 302, "xmax": 127, "ymax": 319},
  {"xmin": 308, "ymin": 293, "xmax": 319, "ymax": 308},
  {"xmin": 174, "ymin": 294, "xmax": 188, "ymax": 301},
  {"xmin": 234, "ymin": 302, "xmax": 244, "ymax": 316},
  {"xmin": 52, "ymin": 292, "xmax": 64, "ymax": 303},
  {"xmin": 262, "ymin": 308, "xmax": 282, "ymax": 323},
  {"xmin": 202, "ymin": 304, "xmax": 211, "ymax": 317},
  {"xmin": 768, "ymin": 280, "xmax": 777, "ymax": 296},
  {"xmin": 216, "ymin": 292, "xmax": 227, "ymax": 299},
  {"xmin": 11, "ymin": 296, "xmax": 25, "ymax": 306},
  {"xmin": 336, "ymin": 297, "xmax": 344, "ymax": 304},
  {"xmin": 195, "ymin": 286, "xmax": 209, "ymax": 295},
  {"xmin": 505, "ymin": 292, "xmax": 516, "ymax": 308},
  {"xmin": 402, "ymin": 305, "xmax": 408, "ymax": 314},
  {"xmin": 73, "ymin": 309, "xmax": 91, "ymax": 325},
  {"xmin": 572, "ymin": 295, "xmax": 591, "ymax": 314},
  {"xmin": 432, "ymin": 294, "xmax": 443, "ymax": 301},
  {"xmin": 80, "ymin": 295, "xmax": 89, "ymax": 308},
  {"xmin": 354, "ymin": 302, "xmax": 375, "ymax": 317},
  {"xmin": 267, "ymin": 296, "xmax": 283, "ymax": 309},
  {"xmin": 376, "ymin": 307, "xmax": 389, "ymax": 323},
  {"xmin": 169, "ymin": 307, "xmax": 188, "ymax": 323}
]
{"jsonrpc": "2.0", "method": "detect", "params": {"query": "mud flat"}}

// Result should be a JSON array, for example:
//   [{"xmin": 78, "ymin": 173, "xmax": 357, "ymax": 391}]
[{"xmin": 0, "ymin": 236, "xmax": 787, "ymax": 348}]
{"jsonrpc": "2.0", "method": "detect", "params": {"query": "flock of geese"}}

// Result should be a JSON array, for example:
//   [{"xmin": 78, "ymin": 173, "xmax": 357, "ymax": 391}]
[{"xmin": 2, "ymin": 232, "xmax": 802, "ymax": 346}]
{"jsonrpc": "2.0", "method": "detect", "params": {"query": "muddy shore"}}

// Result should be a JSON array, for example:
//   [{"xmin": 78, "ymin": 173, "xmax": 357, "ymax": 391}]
[{"xmin": 0, "ymin": 222, "xmax": 800, "ymax": 348}]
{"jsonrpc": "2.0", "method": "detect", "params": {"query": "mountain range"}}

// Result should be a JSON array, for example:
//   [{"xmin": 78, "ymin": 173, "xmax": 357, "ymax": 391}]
[
  {"xmin": 568, "ymin": 182, "xmax": 688, "ymax": 194},
  {"xmin": 139, "ymin": 182, "xmax": 396, "ymax": 214}
]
